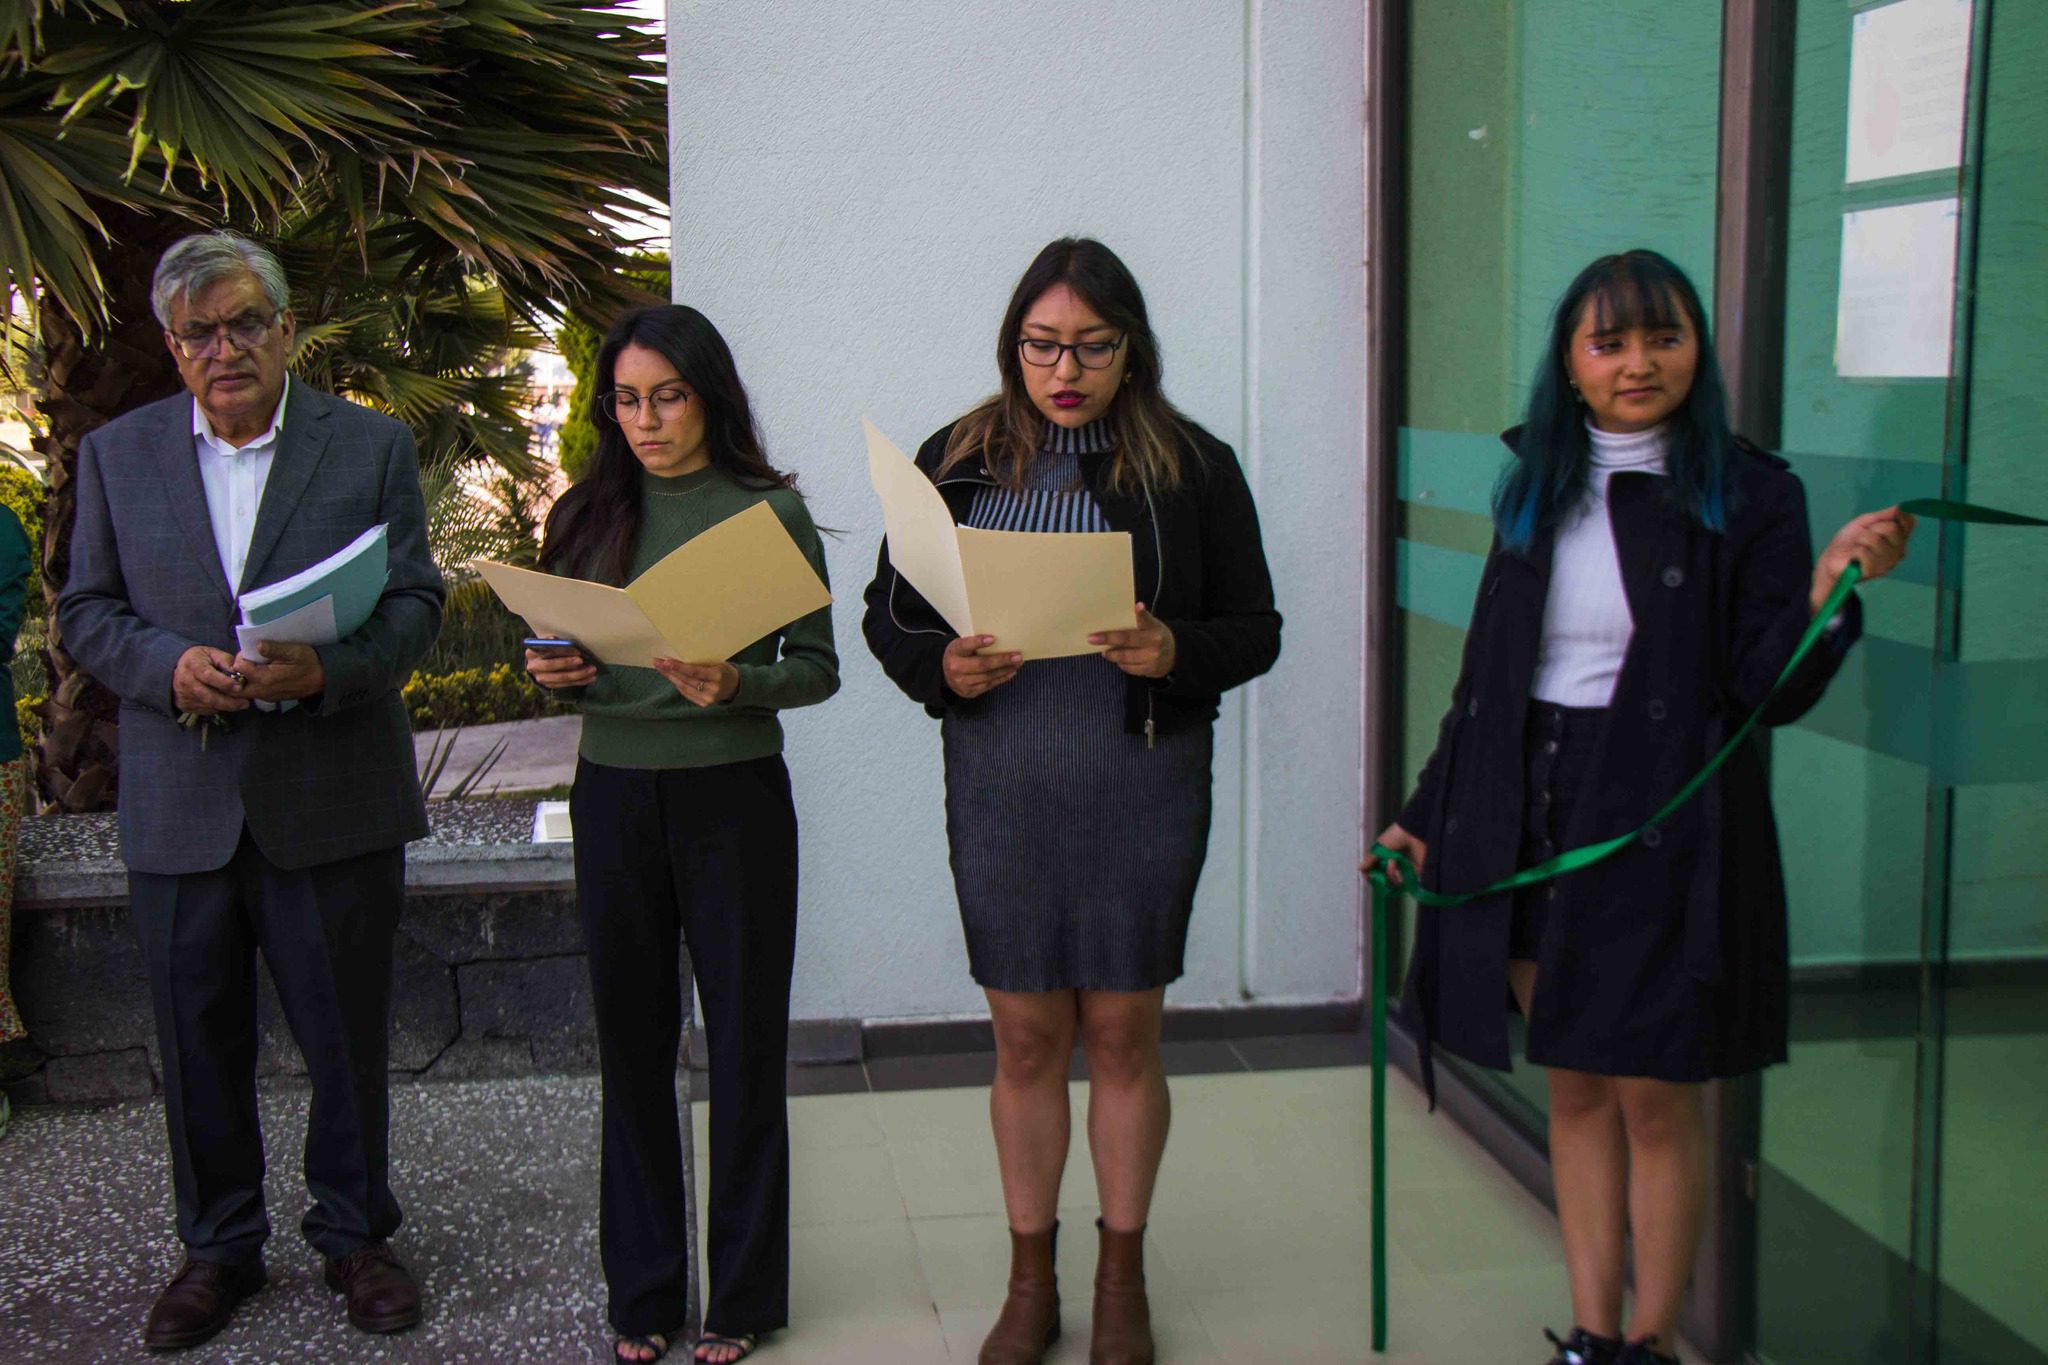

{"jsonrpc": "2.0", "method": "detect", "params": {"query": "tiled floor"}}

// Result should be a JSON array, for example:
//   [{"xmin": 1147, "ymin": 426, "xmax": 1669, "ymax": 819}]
[
  {"xmin": 1, "ymin": 1044, "xmax": 1713, "ymax": 1363},
  {"xmin": 698, "ymin": 1064, "xmax": 1713, "ymax": 1364}
]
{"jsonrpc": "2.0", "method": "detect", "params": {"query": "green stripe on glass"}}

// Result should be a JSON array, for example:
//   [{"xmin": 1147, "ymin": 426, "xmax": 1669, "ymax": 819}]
[
  {"xmin": 1397, "ymin": 427, "xmax": 1506, "ymax": 517},
  {"xmin": 1395, "ymin": 539, "xmax": 1484, "ymax": 630}
]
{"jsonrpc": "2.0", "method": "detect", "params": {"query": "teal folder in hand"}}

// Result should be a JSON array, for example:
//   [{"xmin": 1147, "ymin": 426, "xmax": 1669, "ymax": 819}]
[
  {"xmin": 234, "ymin": 526, "xmax": 391, "ymax": 710},
  {"xmin": 239, "ymin": 523, "xmax": 390, "ymax": 635}
]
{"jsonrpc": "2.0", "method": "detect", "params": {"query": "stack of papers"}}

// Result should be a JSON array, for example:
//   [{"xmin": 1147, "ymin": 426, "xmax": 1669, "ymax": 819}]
[{"xmin": 236, "ymin": 524, "xmax": 391, "ymax": 661}]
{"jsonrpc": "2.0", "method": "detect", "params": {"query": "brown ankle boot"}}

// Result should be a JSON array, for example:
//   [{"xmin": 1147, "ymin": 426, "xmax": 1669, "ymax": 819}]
[
  {"xmin": 1090, "ymin": 1219, "xmax": 1154, "ymax": 1365},
  {"xmin": 979, "ymin": 1221, "xmax": 1060, "ymax": 1365}
]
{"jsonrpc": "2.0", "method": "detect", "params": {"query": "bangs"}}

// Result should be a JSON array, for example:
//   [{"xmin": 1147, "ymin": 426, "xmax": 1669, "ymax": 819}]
[{"xmin": 1581, "ymin": 256, "xmax": 1690, "ymax": 336}]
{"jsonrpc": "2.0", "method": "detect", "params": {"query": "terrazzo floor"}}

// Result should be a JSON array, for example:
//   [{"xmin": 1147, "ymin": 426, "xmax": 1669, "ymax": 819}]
[{"xmin": 1, "ymin": 1066, "xmax": 1713, "ymax": 1363}]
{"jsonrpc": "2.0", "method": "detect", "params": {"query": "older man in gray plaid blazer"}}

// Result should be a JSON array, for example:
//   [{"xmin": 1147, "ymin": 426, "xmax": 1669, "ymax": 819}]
[{"xmin": 58, "ymin": 232, "xmax": 443, "ymax": 1351}]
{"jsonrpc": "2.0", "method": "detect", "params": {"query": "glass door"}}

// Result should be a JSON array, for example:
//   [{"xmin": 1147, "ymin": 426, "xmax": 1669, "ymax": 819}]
[{"xmin": 1752, "ymin": 2, "xmax": 2047, "ymax": 1361}]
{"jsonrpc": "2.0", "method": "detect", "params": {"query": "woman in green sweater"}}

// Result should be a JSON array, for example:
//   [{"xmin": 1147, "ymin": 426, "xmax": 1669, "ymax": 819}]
[{"xmin": 525, "ymin": 306, "xmax": 838, "ymax": 1365}]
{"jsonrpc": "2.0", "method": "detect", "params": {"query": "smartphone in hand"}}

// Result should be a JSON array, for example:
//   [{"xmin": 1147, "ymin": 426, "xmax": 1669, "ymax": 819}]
[{"xmin": 522, "ymin": 636, "xmax": 580, "ymax": 655}]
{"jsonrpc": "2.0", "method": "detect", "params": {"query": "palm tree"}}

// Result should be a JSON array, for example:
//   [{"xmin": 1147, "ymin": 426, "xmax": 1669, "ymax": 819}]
[{"xmin": 0, "ymin": 0, "xmax": 666, "ymax": 810}]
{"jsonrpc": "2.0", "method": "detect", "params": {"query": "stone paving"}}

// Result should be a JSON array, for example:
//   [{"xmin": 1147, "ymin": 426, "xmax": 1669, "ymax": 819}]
[
  {"xmin": 413, "ymin": 716, "xmax": 582, "ymax": 799},
  {"xmin": 0, "ymin": 1075, "xmax": 698, "ymax": 1364}
]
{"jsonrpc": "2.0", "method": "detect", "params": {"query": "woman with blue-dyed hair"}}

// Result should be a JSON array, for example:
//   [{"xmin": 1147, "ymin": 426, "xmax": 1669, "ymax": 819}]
[{"xmin": 1367, "ymin": 250, "xmax": 1913, "ymax": 1365}]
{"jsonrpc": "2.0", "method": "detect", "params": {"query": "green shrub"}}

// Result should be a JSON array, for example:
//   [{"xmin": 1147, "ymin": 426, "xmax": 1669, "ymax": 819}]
[
  {"xmin": 554, "ymin": 253, "xmax": 670, "ymax": 484},
  {"xmin": 403, "ymin": 663, "xmax": 563, "ymax": 731},
  {"xmin": 556, "ymin": 316, "xmax": 599, "ymax": 483},
  {"xmin": 418, "ymin": 578, "xmax": 532, "ymax": 677}
]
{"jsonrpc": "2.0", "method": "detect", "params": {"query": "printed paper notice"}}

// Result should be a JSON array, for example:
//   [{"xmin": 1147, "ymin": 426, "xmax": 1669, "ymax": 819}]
[
  {"xmin": 1835, "ymin": 198, "xmax": 1958, "ymax": 379},
  {"xmin": 1845, "ymin": 0, "xmax": 1972, "ymax": 185}
]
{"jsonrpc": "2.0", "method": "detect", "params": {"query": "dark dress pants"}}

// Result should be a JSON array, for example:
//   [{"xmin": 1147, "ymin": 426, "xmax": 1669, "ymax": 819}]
[
  {"xmin": 571, "ymin": 755, "xmax": 798, "ymax": 1339},
  {"xmin": 128, "ymin": 831, "xmax": 404, "ymax": 1265}
]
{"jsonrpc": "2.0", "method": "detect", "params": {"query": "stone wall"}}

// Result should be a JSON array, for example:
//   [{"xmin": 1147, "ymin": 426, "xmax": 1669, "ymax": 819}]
[{"xmin": 1, "ymin": 803, "xmax": 673, "ymax": 1106}]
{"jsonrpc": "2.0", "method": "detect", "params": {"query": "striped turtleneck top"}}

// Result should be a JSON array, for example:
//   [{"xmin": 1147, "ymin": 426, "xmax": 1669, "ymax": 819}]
[
  {"xmin": 965, "ymin": 418, "xmax": 1114, "ymax": 533},
  {"xmin": 1530, "ymin": 422, "xmax": 1668, "ymax": 707}
]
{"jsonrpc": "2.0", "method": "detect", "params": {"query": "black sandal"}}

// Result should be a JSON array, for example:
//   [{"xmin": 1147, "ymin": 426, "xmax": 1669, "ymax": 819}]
[
  {"xmin": 692, "ymin": 1332, "xmax": 758, "ymax": 1363},
  {"xmin": 614, "ymin": 1332, "xmax": 670, "ymax": 1363}
]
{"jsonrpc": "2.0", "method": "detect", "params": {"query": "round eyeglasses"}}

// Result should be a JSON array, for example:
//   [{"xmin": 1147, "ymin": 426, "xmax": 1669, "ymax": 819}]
[{"xmin": 601, "ymin": 388, "xmax": 694, "ymax": 423}]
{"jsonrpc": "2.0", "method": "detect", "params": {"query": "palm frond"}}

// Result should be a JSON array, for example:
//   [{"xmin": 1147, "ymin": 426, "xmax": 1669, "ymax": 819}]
[
  {"xmin": 0, "ymin": 78, "xmax": 182, "ymax": 327},
  {"xmin": 41, "ymin": 2, "xmax": 444, "ymax": 213},
  {"xmin": 0, "ymin": 0, "xmax": 121, "ymax": 74}
]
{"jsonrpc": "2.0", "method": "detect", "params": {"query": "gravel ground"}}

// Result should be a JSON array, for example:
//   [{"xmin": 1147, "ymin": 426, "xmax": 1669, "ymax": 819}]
[{"xmin": 0, "ymin": 1075, "xmax": 698, "ymax": 1363}]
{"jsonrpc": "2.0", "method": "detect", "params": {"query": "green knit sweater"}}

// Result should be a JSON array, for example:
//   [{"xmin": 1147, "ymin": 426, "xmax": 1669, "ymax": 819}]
[{"xmin": 567, "ymin": 465, "xmax": 839, "ymax": 769}]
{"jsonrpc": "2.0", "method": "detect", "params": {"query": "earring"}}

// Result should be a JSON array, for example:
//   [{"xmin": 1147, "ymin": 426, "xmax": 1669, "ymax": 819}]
[{"xmin": 1569, "ymin": 381, "xmax": 1584, "ymax": 403}]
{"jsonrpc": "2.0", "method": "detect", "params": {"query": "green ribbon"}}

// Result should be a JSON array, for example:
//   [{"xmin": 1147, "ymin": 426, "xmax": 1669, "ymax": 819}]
[{"xmin": 1362, "ymin": 497, "xmax": 2044, "ymax": 1353}]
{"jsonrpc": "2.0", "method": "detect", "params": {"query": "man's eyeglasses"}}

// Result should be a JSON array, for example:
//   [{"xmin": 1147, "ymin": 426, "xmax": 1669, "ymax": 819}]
[
  {"xmin": 1018, "ymin": 336, "xmax": 1126, "ymax": 370},
  {"xmin": 601, "ymin": 388, "xmax": 695, "ymax": 423},
  {"xmin": 170, "ymin": 310, "xmax": 283, "ymax": 360}
]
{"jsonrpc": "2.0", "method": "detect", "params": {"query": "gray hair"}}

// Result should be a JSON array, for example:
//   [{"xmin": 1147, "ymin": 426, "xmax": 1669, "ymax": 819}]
[{"xmin": 150, "ymin": 231, "xmax": 291, "ymax": 328}]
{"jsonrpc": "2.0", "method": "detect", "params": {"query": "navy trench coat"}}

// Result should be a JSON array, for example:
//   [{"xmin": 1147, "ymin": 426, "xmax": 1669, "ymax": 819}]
[{"xmin": 1397, "ymin": 430, "xmax": 1861, "ymax": 1090}]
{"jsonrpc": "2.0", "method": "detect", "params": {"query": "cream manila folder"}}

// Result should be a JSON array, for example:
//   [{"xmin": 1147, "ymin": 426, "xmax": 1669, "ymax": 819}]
[
  {"xmin": 472, "ymin": 501, "xmax": 831, "ymax": 666},
  {"xmin": 864, "ymin": 420, "xmax": 1135, "ymax": 661}
]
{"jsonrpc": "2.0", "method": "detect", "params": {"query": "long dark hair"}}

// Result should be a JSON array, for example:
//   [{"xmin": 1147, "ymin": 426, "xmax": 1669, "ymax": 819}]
[
  {"xmin": 1492, "ymin": 249, "xmax": 1737, "ymax": 554},
  {"xmin": 539, "ymin": 305, "xmax": 794, "ymax": 584},
  {"xmin": 940, "ymin": 237, "xmax": 1189, "ymax": 493}
]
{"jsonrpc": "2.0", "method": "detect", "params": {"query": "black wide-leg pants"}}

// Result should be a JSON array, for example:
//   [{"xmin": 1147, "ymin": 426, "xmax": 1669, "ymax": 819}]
[
  {"xmin": 127, "ymin": 831, "xmax": 405, "ymax": 1265},
  {"xmin": 570, "ymin": 754, "xmax": 798, "ymax": 1339}
]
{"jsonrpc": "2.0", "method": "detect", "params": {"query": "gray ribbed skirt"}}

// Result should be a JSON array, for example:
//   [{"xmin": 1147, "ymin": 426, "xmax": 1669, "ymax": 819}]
[{"xmin": 942, "ymin": 654, "xmax": 1214, "ymax": 993}]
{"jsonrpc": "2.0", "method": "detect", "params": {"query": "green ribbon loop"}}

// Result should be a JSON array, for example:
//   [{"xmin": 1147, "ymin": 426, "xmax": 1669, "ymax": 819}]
[{"xmin": 1363, "ymin": 497, "xmax": 2044, "ymax": 1354}]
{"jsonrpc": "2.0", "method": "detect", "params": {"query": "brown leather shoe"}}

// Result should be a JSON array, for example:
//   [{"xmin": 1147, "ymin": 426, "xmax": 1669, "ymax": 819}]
[
  {"xmin": 1090, "ymin": 1220, "xmax": 1154, "ymax": 1365},
  {"xmin": 323, "ymin": 1240, "xmax": 422, "ymax": 1334},
  {"xmin": 142, "ymin": 1255, "xmax": 267, "ymax": 1351},
  {"xmin": 979, "ymin": 1221, "xmax": 1060, "ymax": 1364}
]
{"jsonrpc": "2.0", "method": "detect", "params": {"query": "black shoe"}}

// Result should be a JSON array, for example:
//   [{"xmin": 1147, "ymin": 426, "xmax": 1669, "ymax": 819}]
[
  {"xmin": 1617, "ymin": 1339, "xmax": 1680, "ymax": 1365},
  {"xmin": 323, "ymin": 1240, "xmax": 423, "ymax": 1334},
  {"xmin": 142, "ymin": 1256, "xmax": 267, "ymax": 1351},
  {"xmin": 1545, "ymin": 1326, "xmax": 1622, "ymax": 1365}
]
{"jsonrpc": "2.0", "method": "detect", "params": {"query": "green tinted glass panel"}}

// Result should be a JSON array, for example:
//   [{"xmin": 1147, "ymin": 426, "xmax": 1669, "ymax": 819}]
[
  {"xmin": 1759, "ymin": 2, "xmax": 2048, "ymax": 1362},
  {"xmin": 1933, "ymin": 1, "xmax": 2048, "ymax": 1360}
]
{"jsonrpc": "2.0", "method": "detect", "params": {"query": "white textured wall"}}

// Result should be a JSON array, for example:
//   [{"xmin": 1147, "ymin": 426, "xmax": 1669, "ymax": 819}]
[{"xmin": 668, "ymin": 0, "xmax": 1365, "ymax": 1022}]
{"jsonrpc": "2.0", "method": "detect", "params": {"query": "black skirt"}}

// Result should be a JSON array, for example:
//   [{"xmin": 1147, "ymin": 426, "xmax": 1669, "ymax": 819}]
[{"xmin": 1508, "ymin": 701, "xmax": 1605, "ymax": 967}]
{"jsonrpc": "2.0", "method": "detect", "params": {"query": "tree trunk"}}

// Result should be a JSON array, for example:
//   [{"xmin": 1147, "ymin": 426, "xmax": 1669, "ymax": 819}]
[{"xmin": 33, "ymin": 209, "xmax": 186, "ymax": 812}]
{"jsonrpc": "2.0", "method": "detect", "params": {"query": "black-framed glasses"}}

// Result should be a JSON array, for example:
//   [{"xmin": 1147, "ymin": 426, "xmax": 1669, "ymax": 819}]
[
  {"xmin": 170, "ymin": 309, "xmax": 282, "ymax": 359},
  {"xmin": 601, "ymin": 387, "xmax": 694, "ymax": 422},
  {"xmin": 1018, "ymin": 335, "xmax": 1126, "ymax": 370}
]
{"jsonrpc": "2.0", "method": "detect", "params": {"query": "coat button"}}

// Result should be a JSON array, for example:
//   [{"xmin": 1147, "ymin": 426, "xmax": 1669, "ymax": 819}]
[
  {"xmin": 1642, "ymin": 827, "xmax": 1664, "ymax": 848},
  {"xmin": 1467, "ymin": 698, "xmax": 1480, "ymax": 718},
  {"xmin": 1646, "ymin": 698, "xmax": 1667, "ymax": 721},
  {"xmin": 1445, "ymin": 817, "xmax": 1459, "ymax": 835},
  {"xmin": 1662, "ymin": 566, "xmax": 1684, "ymax": 588}
]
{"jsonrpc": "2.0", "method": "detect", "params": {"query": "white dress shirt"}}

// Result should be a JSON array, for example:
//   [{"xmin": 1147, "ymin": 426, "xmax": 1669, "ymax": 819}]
[
  {"xmin": 1530, "ymin": 422, "xmax": 1668, "ymax": 706},
  {"xmin": 192, "ymin": 378, "xmax": 289, "ymax": 595}
]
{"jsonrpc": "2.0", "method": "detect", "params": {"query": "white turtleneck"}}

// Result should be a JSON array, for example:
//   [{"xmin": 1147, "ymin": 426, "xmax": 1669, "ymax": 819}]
[{"xmin": 1530, "ymin": 422, "xmax": 1669, "ymax": 706}]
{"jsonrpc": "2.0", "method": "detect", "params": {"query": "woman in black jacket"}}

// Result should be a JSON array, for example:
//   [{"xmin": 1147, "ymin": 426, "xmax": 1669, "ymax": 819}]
[
  {"xmin": 1367, "ymin": 250, "xmax": 1912, "ymax": 1365},
  {"xmin": 863, "ymin": 238, "xmax": 1279, "ymax": 1365}
]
